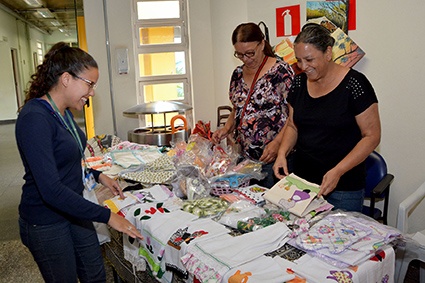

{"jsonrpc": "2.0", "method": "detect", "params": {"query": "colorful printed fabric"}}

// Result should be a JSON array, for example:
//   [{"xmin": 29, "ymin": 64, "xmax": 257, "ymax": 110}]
[
  {"xmin": 295, "ymin": 216, "xmax": 372, "ymax": 254},
  {"xmin": 85, "ymin": 134, "xmax": 122, "ymax": 157},
  {"xmin": 229, "ymin": 57, "xmax": 294, "ymax": 160},
  {"xmin": 296, "ymin": 213, "xmax": 401, "ymax": 267}
]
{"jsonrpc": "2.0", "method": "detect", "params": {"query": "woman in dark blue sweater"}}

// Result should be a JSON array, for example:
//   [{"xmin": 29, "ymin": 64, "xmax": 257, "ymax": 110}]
[{"xmin": 15, "ymin": 42, "xmax": 142, "ymax": 282}]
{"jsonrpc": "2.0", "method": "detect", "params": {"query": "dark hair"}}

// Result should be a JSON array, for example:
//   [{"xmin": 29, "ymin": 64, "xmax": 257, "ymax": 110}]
[
  {"xmin": 23, "ymin": 42, "xmax": 98, "ymax": 105},
  {"xmin": 231, "ymin": 22, "xmax": 275, "ymax": 57},
  {"xmin": 294, "ymin": 23, "xmax": 335, "ymax": 53}
]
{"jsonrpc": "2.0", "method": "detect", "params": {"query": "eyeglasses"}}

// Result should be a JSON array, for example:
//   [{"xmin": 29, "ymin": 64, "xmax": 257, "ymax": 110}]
[
  {"xmin": 234, "ymin": 42, "xmax": 261, "ymax": 59},
  {"xmin": 73, "ymin": 74, "xmax": 97, "ymax": 90}
]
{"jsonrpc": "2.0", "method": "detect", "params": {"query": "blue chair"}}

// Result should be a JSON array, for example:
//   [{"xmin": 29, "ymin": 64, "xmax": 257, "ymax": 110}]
[{"xmin": 361, "ymin": 151, "xmax": 394, "ymax": 225}]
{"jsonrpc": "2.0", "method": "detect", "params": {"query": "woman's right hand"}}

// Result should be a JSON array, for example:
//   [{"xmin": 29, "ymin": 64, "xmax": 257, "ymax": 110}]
[
  {"xmin": 108, "ymin": 212, "xmax": 143, "ymax": 240},
  {"xmin": 212, "ymin": 128, "xmax": 229, "ymax": 144}
]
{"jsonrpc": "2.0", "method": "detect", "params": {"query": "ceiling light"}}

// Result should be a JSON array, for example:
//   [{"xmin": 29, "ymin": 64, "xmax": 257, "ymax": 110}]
[
  {"xmin": 50, "ymin": 20, "xmax": 61, "ymax": 26},
  {"xmin": 23, "ymin": 0, "xmax": 43, "ymax": 7},
  {"xmin": 35, "ymin": 8, "xmax": 54, "ymax": 19}
]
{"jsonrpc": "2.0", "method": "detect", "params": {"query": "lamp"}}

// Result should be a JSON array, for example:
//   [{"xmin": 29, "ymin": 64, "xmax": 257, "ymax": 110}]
[
  {"xmin": 50, "ymin": 20, "xmax": 61, "ymax": 27},
  {"xmin": 34, "ymin": 8, "xmax": 54, "ymax": 19},
  {"xmin": 23, "ymin": 0, "xmax": 43, "ymax": 7}
]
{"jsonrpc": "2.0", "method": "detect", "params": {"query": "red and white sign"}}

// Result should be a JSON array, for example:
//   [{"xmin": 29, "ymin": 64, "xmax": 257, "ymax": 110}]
[{"xmin": 276, "ymin": 5, "xmax": 301, "ymax": 37}]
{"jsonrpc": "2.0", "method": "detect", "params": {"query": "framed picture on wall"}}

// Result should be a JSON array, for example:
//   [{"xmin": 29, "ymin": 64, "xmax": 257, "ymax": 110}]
[{"xmin": 306, "ymin": 1, "xmax": 349, "ymax": 33}]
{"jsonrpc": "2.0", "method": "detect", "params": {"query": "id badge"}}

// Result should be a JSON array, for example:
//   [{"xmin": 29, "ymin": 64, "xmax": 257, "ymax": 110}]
[{"xmin": 84, "ymin": 172, "xmax": 97, "ymax": 191}]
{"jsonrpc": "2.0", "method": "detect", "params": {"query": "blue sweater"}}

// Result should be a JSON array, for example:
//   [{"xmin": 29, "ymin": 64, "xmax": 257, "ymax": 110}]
[{"xmin": 15, "ymin": 99, "xmax": 110, "ymax": 225}]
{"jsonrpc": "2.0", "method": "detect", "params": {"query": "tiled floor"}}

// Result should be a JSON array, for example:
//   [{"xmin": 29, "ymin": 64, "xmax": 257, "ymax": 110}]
[
  {"xmin": 0, "ymin": 122, "xmax": 116, "ymax": 282},
  {"xmin": 0, "ymin": 122, "xmax": 24, "ymax": 242}
]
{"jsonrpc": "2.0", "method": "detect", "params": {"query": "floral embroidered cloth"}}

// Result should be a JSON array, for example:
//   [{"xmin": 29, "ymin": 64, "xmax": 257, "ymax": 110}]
[{"xmin": 294, "ymin": 212, "xmax": 401, "ymax": 267}]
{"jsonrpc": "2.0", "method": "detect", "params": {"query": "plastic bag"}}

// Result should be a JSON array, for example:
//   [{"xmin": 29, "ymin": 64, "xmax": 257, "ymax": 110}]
[{"xmin": 171, "ymin": 164, "xmax": 211, "ymax": 199}]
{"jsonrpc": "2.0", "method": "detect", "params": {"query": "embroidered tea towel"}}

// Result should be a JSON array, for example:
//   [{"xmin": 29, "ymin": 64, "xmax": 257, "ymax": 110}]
[{"xmin": 181, "ymin": 222, "xmax": 290, "ymax": 283}]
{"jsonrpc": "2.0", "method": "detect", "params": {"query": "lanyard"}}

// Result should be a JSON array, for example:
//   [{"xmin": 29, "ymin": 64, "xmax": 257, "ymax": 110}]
[{"xmin": 46, "ymin": 93, "xmax": 87, "ymax": 171}]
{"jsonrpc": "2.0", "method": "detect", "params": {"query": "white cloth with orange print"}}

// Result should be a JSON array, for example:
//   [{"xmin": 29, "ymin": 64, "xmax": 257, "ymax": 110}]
[
  {"xmin": 180, "ymin": 222, "xmax": 290, "ymax": 283},
  {"xmin": 222, "ymin": 255, "xmax": 296, "ymax": 283}
]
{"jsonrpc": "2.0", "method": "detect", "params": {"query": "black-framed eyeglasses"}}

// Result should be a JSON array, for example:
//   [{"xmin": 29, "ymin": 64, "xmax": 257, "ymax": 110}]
[
  {"xmin": 73, "ymin": 74, "xmax": 97, "ymax": 90},
  {"xmin": 234, "ymin": 42, "xmax": 261, "ymax": 59}
]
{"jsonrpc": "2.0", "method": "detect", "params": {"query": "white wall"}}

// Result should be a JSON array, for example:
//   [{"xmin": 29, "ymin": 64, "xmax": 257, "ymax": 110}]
[
  {"xmin": 84, "ymin": 0, "xmax": 425, "ymax": 230},
  {"xmin": 84, "ymin": 0, "xmax": 140, "ymax": 138},
  {"xmin": 0, "ymin": 41, "xmax": 18, "ymax": 120},
  {"xmin": 0, "ymin": 8, "xmax": 73, "ymax": 120},
  {"xmin": 0, "ymin": 9, "xmax": 22, "ymax": 120}
]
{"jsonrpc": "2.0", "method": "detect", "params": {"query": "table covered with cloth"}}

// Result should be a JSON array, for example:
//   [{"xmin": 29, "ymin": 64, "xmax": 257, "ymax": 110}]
[
  {"xmin": 95, "ymin": 183, "xmax": 399, "ymax": 283},
  {"xmin": 87, "ymin": 136, "xmax": 400, "ymax": 283}
]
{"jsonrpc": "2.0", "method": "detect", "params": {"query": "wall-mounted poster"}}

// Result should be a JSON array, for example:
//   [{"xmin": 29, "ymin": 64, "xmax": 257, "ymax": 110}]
[
  {"xmin": 307, "ymin": 1, "xmax": 349, "ymax": 33},
  {"xmin": 307, "ymin": 17, "xmax": 365, "ymax": 67},
  {"xmin": 326, "ymin": 0, "xmax": 356, "ymax": 30}
]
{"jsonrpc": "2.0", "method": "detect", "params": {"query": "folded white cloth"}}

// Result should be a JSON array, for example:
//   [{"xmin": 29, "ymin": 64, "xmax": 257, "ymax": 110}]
[
  {"xmin": 222, "ymin": 255, "xmax": 295, "ymax": 283},
  {"xmin": 181, "ymin": 222, "xmax": 290, "ymax": 283},
  {"xmin": 110, "ymin": 150, "xmax": 145, "ymax": 168}
]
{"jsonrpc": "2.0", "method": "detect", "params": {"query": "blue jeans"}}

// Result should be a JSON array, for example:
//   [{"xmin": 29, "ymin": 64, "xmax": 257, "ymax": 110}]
[
  {"xmin": 256, "ymin": 162, "xmax": 278, "ymax": 188},
  {"xmin": 19, "ymin": 217, "xmax": 106, "ymax": 283},
  {"xmin": 326, "ymin": 189, "xmax": 365, "ymax": 212}
]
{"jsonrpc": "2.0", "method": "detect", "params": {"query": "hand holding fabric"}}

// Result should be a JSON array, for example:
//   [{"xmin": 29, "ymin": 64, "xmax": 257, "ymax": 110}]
[{"xmin": 98, "ymin": 173, "xmax": 125, "ymax": 199}]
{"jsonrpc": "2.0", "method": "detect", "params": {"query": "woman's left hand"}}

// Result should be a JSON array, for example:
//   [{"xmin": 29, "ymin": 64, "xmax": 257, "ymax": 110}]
[
  {"xmin": 259, "ymin": 140, "xmax": 279, "ymax": 164},
  {"xmin": 318, "ymin": 168, "xmax": 343, "ymax": 197},
  {"xmin": 98, "ymin": 173, "xmax": 125, "ymax": 199}
]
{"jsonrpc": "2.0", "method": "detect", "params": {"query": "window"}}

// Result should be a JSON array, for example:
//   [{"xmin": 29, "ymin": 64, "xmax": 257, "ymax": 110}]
[
  {"xmin": 134, "ymin": 0, "xmax": 191, "ymax": 127},
  {"xmin": 33, "ymin": 41, "xmax": 44, "ymax": 69}
]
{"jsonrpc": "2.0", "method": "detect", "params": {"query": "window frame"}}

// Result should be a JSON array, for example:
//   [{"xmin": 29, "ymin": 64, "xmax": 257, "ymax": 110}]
[{"xmin": 133, "ymin": 0, "xmax": 192, "ymax": 109}]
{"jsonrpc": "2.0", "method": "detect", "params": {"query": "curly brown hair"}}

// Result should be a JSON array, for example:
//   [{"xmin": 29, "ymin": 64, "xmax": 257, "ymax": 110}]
[{"xmin": 22, "ymin": 42, "xmax": 98, "ymax": 109}]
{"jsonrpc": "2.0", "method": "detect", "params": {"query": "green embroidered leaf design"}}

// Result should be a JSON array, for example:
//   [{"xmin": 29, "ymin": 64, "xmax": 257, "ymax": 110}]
[
  {"xmin": 134, "ymin": 208, "xmax": 141, "ymax": 217},
  {"xmin": 141, "ymin": 215, "xmax": 151, "ymax": 221},
  {"xmin": 156, "ymin": 203, "xmax": 163, "ymax": 209}
]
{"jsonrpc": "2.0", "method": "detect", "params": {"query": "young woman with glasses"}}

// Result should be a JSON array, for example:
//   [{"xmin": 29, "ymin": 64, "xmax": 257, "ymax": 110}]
[{"xmin": 15, "ymin": 42, "xmax": 143, "ymax": 282}]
